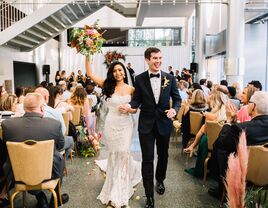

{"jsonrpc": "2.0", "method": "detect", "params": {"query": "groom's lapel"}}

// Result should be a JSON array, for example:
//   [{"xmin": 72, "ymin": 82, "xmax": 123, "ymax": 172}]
[{"xmin": 143, "ymin": 72, "xmax": 156, "ymax": 104}]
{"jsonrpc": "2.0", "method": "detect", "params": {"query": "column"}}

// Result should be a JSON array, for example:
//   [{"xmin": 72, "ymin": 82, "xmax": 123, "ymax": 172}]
[
  {"xmin": 224, "ymin": 0, "xmax": 245, "ymax": 88},
  {"xmin": 195, "ymin": 2, "xmax": 207, "ymax": 81}
]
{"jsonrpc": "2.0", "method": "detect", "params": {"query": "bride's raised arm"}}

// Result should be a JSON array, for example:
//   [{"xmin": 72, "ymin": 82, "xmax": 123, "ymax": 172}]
[{"xmin": 85, "ymin": 56, "xmax": 105, "ymax": 87}]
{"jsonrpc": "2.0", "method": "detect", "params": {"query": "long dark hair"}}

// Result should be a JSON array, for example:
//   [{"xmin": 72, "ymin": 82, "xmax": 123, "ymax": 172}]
[{"xmin": 102, "ymin": 61, "xmax": 128, "ymax": 99}]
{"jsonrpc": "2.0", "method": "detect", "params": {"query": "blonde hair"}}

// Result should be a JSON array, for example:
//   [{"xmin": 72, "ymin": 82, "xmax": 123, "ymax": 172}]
[
  {"xmin": 69, "ymin": 86, "xmax": 87, "ymax": 106},
  {"xmin": 190, "ymin": 89, "xmax": 207, "ymax": 107},
  {"xmin": 0, "ymin": 94, "xmax": 17, "ymax": 111},
  {"xmin": 209, "ymin": 89, "xmax": 228, "ymax": 121}
]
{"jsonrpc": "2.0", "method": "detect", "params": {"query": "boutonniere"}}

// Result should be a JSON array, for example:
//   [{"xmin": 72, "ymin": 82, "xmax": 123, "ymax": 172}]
[{"xmin": 161, "ymin": 76, "xmax": 170, "ymax": 89}]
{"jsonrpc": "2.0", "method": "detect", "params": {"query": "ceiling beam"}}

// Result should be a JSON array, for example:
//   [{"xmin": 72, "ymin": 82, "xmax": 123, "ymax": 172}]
[
  {"xmin": 27, "ymin": 29, "xmax": 47, "ymax": 40},
  {"xmin": 77, "ymin": 3, "xmax": 85, "ymax": 15},
  {"xmin": 35, "ymin": 25, "xmax": 53, "ymax": 36},
  {"xmin": 43, "ymin": 20, "xmax": 59, "ymax": 32},
  {"xmin": 18, "ymin": 34, "xmax": 40, "ymax": 44},
  {"xmin": 51, "ymin": 15, "xmax": 66, "ymax": 28},
  {"xmin": 67, "ymin": 5, "xmax": 79, "ymax": 20},
  {"xmin": 9, "ymin": 39, "xmax": 33, "ymax": 48},
  {"xmin": 60, "ymin": 10, "xmax": 73, "ymax": 25}
]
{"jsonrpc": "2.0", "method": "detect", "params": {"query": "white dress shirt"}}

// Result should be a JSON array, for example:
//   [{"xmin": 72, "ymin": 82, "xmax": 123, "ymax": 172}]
[{"xmin": 148, "ymin": 71, "xmax": 161, "ymax": 103}]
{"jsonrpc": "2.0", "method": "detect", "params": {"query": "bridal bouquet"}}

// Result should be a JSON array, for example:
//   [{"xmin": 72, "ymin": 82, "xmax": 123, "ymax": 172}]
[
  {"xmin": 104, "ymin": 50, "xmax": 126, "ymax": 68},
  {"xmin": 70, "ymin": 20, "xmax": 105, "ymax": 57}
]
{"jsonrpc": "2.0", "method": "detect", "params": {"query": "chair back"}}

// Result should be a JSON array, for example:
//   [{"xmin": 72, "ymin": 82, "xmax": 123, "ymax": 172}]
[
  {"xmin": 72, "ymin": 106, "xmax": 81, "ymax": 126},
  {"xmin": 62, "ymin": 112, "xmax": 69, "ymax": 136},
  {"xmin": 189, "ymin": 111, "xmax": 203, "ymax": 135},
  {"xmin": 7, "ymin": 140, "xmax": 54, "ymax": 186},
  {"xmin": 206, "ymin": 121, "xmax": 223, "ymax": 150},
  {"xmin": 247, "ymin": 145, "xmax": 268, "ymax": 186},
  {"xmin": 176, "ymin": 104, "xmax": 185, "ymax": 123}
]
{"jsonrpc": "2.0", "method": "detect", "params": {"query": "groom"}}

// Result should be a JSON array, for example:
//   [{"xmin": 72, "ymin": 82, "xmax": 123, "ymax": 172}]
[{"xmin": 121, "ymin": 47, "xmax": 181, "ymax": 208}]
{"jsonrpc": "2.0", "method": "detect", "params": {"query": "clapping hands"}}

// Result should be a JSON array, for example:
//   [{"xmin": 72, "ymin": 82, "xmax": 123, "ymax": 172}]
[{"xmin": 225, "ymin": 102, "xmax": 238, "ymax": 123}]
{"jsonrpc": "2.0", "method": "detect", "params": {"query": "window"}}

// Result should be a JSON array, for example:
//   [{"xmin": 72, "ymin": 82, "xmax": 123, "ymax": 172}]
[{"xmin": 128, "ymin": 28, "xmax": 182, "ymax": 47}]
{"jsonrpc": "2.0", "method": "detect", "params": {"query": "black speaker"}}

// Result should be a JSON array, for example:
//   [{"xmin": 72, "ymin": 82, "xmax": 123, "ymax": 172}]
[
  {"xmin": 190, "ymin": 62, "xmax": 198, "ymax": 73},
  {"xmin": 42, "ymin": 65, "xmax": 50, "ymax": 75}
]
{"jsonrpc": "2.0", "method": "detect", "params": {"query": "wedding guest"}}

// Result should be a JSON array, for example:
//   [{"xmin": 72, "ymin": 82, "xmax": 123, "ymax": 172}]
[
  {"xmin": 237, "ymin": 86, "xmax": 256, "ymax": 122},
  {"xmin": 209, "ymin": 91, "xmax": 268, "ymax": 199},
  {"xmin": 126, "ymin": 62, "xmax": 135, "ymax": 86},
  {"xmin": 76, "ymin": 70, "xmax": 84, "ymax": 86},
  {"xmin": 227, "ymin": 86, "xmax": 240, "ymax": 110},
  {"xmin": 248, "ymin": 80, "xmax": 262, "ymax": 91},
  {"xmin": 178, "ymin": 80, "xmax": 189, "ymax": 101},
  {"xmin": 1, "ymin": 93, "xmax": 69, "ymax": 208},
  {"xmin": 55, "ymin": 70, "xmax": 61, "ymax": 85},
  {"xmin": 200, "ymin": 79, "xmax": 210, "ymax": 97},
  {"xmin": 168, "ymin": 66, "xmax": 174, "ymax": 75}
]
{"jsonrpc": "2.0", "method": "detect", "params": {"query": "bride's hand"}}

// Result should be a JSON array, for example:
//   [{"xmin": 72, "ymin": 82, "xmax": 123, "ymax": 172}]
[{"xmin": 118, "ymin": 104, "xmax": 129, "ymax": 114}]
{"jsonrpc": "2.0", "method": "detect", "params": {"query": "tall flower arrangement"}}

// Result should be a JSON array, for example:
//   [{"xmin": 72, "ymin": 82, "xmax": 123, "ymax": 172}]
[
  {"xmin": 70, "ymin": 20, "xmax": 105, "ymax": 58},
  {"xmin": 103, "ymin": 50, "xmax": 126, "ymax": 69},
  {"xmin": 225, "ymin": 131, "xmax": 248, "ymax": 208}
]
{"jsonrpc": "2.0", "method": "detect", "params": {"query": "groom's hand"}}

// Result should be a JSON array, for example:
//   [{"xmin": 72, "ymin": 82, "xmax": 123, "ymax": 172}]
[{"xmin": 165, "ymin": 108, "xmax": 176, "ymax": 119}]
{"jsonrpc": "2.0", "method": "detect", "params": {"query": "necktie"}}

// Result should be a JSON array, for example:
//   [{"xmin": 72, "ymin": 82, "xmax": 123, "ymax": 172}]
[{"xmin": 150, "ymin": 73, "xmax": 160, "ymax": 79}]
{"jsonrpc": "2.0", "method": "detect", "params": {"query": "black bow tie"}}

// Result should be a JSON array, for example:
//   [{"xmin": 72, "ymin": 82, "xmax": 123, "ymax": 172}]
[{"xmin": 150, "ymin": 73, "xmax": 160, "ymax": 79}]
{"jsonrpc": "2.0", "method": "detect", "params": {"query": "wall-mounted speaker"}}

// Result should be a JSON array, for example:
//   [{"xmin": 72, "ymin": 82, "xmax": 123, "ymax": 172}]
[
  {"xmin": 42, "ymin": 65, "xmax": 50, "ymax": 75},
  {"xmin": 190, "ymin": 62, "xmax": 198, "ymax": 73}
]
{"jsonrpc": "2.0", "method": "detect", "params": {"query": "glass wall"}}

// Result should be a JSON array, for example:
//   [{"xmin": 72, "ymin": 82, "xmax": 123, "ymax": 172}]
[{"xmin": 128, "ymin": 28, "xmax": 182, "ymax": 47}]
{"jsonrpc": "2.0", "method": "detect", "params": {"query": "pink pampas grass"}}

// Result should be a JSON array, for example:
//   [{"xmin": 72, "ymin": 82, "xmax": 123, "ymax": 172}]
[{"xmin": 225, "ymin": 131, "xmax": 249, "ymax": 208}]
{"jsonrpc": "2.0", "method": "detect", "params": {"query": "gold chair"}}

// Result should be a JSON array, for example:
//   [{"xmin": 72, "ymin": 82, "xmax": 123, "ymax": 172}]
[
  {"xmin": 0, "ymin": 127, "xmax": 2, "ymax": 140},
  {"xmin": 247, "ymin": 144, "xmax": 268, "ymax": 186},
  {"xmin": 172, "ymin": 104, "xmax": 185, "ymax": 148},
  {"xmin": 7, "ymin": 140, "xmax": 62, "ymax": 208},
  {"xmin": 62, "ymin": 112, "xmax": 69, "ymax": 136},
  {"xmin": 71, "ymin": 106, "xmax": 81, "ymax": 126},
  {"xmin": 189, "ymin": 111, "xmax": 204, "ymax": 135},
  {"xmin": 203, "ymin": 121, "xmax": 223, "ymax": 184}
]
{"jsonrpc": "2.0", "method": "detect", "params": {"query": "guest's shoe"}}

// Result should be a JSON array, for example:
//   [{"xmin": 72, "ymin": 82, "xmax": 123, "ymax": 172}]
[
  {"xmin": 156, "ymin": 181, "xmax": 165, "ymax": 195},
  {"xmin": 145, "ymin": 197, "xmax": 154, "ymax": 208},
  {"xmin": 36, "ymin": 192, "xmax": 49, "ymax": 208},
  {"xmin": 0, "ymin": 198, "xmax": 10, "ymax": 208},
  {"xmin": 49, "ymin": 193, "xmax": 69, "ymax": 208}
]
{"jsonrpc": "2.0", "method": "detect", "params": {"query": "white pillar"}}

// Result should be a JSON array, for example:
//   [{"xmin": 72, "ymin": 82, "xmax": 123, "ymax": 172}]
[
  {"xmin": 59, "ymin": 30, "xmax": 68, "ymax": 72},
  {"xmin": 224, "ymin": 0, "xmax": 245, "ymax": 88},
  {"xmin": 195, "ymin": 2, "xmax": 206, "ymax": 81}
]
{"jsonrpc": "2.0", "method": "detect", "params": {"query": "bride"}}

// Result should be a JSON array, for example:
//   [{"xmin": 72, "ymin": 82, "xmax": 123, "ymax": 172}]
[{"xmin": 85, "ymin": 57, "xmax": 141, "ymax": 208}]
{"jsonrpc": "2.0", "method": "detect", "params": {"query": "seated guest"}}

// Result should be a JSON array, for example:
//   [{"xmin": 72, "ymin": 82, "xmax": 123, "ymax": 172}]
[
  {"xmin": 227, "ymin": 86, "xmax": 240, "ymax": 110},
  {"xmin": 178, "ymin": 80, "xmax": 189, "ymax": 101},
  {"xmin": 237, "ymin": 86, "xmax": 256, "ymax": 122},
  {"xmin": 1, "ymin": 93, "xmax": 69, "ymax": 208},
  {"xmin": 35, "ymin": 87, "xmax": 73, "ymax": 158},
  {"xmin": 248, "ymin": 80, "xmax": 262, "ymax": 91},
  {"xmin": 85, "ymin": 84, "xmax": 98, "ymax": 112},
  {"xmin": 209, "ymin": 91, "xmax": 268, "ymax": 198},
  {"xmin": 181, "ymin": 89, "xmax": 209, "ymax": 148}
]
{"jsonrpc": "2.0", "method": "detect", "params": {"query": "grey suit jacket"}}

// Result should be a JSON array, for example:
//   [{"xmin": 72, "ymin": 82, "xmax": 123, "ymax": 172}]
[{"xmin": 1, "ymin": 112, "xmax": 65, "ymax": 179}]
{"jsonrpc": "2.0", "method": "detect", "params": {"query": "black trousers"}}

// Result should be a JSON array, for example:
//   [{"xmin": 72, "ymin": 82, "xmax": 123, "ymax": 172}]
[{"xmin": 139, "ymin": 123, "xmax": 170, "ymax": 197}]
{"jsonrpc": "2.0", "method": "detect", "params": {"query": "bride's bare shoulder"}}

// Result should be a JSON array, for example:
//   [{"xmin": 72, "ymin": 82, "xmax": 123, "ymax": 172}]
[{"xmin": 125, "ymin": 84, "xmax": 135, "ymax": 94}]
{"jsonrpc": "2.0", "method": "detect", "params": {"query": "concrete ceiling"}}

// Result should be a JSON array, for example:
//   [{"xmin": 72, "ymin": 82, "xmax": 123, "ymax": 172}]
[{"xmin": 137, "ymin": 3, "xmax": 195, "ymax": 26}]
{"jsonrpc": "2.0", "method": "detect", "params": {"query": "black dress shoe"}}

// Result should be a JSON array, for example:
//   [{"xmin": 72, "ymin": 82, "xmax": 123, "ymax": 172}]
[
  {"xmin": 145, "ymin": 197, "xmax": 154, "ymax": 208},
  {"xmin": 156, "ymin": 181, "xmax": 165, "ymax": 195},
  {"xmin": 49, "ymin": 193, "xmax": 69, "ymax": 207},
  {"xmin": 36, "ymin": 192, "xmax": 49, "ymax": 208}
]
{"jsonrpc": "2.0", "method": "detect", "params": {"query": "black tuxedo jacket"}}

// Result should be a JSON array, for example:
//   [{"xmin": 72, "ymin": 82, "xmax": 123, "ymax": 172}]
[{"xmin": 130, "ymin": 71, "xmax": 181, "ymax": 135}]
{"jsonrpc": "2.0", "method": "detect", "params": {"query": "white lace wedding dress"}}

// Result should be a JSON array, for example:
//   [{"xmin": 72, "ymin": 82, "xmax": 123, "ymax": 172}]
[{"xmin": 95, "ymin": 94, "xmax": 141, "ymax": 208}]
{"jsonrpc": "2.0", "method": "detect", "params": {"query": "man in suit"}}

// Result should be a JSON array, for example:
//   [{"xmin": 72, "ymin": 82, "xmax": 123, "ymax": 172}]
[
  {"xmin": 209, "ymin": 91, "xmax": 268, "ymax": 198},
  {"xmin": 126, "ymin": 62, "xmax": 135, "ymax": 86},
  {"xmin": 120, "ymin": 47, "xmax": 181, "ymax": 208},
  {"xmin": 1, "ymin": 93, "xmax": 69, "ymax": 208}
]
